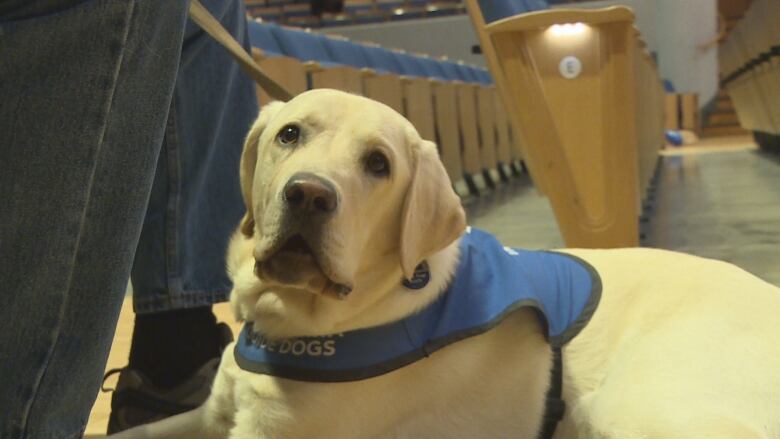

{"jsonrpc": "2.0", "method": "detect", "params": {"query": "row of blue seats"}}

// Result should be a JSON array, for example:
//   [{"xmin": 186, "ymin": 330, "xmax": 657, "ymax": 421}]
[
  {"xmin": 248, "ymin": 20, "xmax": 494, "ymax": 86},
  {"xmin": 247, "ymin": 1, "xmax": 549, "ymax": 30},
  {"xmin": 477, "ymin": 0, "xmax": 548, "ymax": 24},
  {"xmin": 249, "ymin": 6, "xmax": 466, "ymax": 28},
  {"xmin": 247, "ymin": 1, "xmax": 467, "ymax": 28}
]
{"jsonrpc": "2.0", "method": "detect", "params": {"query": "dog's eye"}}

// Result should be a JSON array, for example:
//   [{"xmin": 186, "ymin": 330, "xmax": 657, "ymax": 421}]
[
  {"xmin": 365, "ymin": 151, "xmax": 390, "ymax": 177},
  {"xmin": 277, "ymin": 124, "xmax": 300, "ymax": 145}
]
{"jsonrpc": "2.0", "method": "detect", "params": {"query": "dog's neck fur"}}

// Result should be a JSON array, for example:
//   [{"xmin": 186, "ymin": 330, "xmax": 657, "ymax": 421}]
[
  {"xmin": 333, "ymin": 239, "xmax": 461, "ymax": 334},
  {"xmin": 228, "ymin": 230, "xmax": 462, "ymax": 339}
]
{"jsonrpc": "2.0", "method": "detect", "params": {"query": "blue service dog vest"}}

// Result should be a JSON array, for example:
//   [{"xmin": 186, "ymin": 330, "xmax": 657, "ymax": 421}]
[{"xmin": 235, "ymin": 227, "xmax": 601, "ymax": 382}]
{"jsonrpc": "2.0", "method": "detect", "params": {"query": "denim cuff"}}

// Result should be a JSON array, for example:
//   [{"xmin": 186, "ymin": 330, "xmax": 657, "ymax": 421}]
[{"xmin": 133, "ymin": 289, "xmax": 231, "ymax": 314}]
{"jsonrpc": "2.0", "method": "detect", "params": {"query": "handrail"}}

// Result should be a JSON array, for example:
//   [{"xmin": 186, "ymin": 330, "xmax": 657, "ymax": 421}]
[{"xmin": 698, "ymin": 12, "xmax": 728, "ymax": 52}]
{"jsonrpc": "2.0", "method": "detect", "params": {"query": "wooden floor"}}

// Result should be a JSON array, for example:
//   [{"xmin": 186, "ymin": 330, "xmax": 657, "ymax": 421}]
[{"xmin": 86, "ymin": 134, "xmax": 780, "ymax": 435}]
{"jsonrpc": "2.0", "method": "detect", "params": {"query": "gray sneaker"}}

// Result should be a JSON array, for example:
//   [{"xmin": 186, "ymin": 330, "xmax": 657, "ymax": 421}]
[{"xmin": 102, "ymin": 323, "xmax": 233, "ymax": 434}]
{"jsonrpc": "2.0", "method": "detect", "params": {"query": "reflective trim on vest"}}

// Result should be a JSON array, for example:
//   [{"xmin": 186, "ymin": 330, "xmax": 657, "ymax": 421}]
[{"xmin": 235, "ymin": 228, "xmax": 601, "ymax": 382}]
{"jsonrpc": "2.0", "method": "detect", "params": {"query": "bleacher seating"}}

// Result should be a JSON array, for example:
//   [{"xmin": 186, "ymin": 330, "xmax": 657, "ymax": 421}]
[
  {"xmin": 719, "ymin": 0, "xmax": 780, "ymax": 152},
  {"xmin": 247, "ymin": 19, "xmax": 523, "ymax": 199},
  {"xmin": 476, "ymin": 0, "xmax": 547, "ymax": 24},
  {"xmin": 246, "ymin": 0, "xmax": 466, "ymax": 28},
  {"xmin": 467, "ymin": 2, "xmax": 665, "ymax": 248}
]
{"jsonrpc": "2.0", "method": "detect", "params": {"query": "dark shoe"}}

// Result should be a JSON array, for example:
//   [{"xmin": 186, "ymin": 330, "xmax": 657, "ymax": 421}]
[{"xmin": 103, "ymin": 322, "xmax": 234, "ymax": 434}]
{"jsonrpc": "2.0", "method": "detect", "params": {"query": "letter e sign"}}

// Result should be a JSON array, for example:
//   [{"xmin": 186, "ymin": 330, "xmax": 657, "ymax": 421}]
[{"xmin": 559, "ymin": 56, "xmax": 582, "ymax": 79}]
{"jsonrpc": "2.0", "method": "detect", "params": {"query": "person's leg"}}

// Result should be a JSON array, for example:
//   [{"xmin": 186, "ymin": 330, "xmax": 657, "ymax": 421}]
[
  {"xmin": 107, "ymin": 0, "xmax": 258, "ymax": 428},
  {"xmin": 0, "ymin": 1, "xmax": 189, "ymax": 437},
  {"xmin": 131, "ymin": 0, "xmax": 258, "ymax": 316}
]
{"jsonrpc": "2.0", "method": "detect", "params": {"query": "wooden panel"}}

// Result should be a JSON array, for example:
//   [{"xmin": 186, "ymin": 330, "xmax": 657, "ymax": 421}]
[
  {"xmin": 455, "ymin": 83, "xmax": 485, "ymax": 175},
  {"xmin": 311, "ymin": 66, "xmax": 364, "ymax": 95},
  {"xmin": 467, "ymin": 4, "xmax": 657, "ymax": 247},
  {"xmin": 465, "ymin": 0, "xmax": 550, "ymax": 194},
  {"xmin": 434, "ymin": 82, "xmax": 466, "ymax": 183},
  {"xmin": 476, "ymin": 86, "xmax": 502, "ymax": 168},
  {"xmin": 311, "ymin": 68, "xmax": 343, "ymax": 91},
  {"xmin": 747, "ymin": 0, "xmax": 780, "ymax": 134},
  {"xmin": 403, "ymin": 77, "xmax": 436, "ymax": 143},
  {"xmin": 680, "ymin": 93, "xmax": 699, "ymax": 132},
  {"xmin": 364, "ymin": 73, "xmax": 404, "ymax": 115},
  {"xmin": 493, "ymin": 29, "xmax": 640, "ymax": 247},
  {"xmin": 726, "ymin": 22, "xmax": 773, "ymax": 132},
  {"xmin": 665, "ymin": 94, "xmax": 680, "ymax": 130},
  {"xmin": 725, "ymin": 71, "xmax": 755, "ymax": 130},
  {"xmin": 718, "ymin": 0, "xmax": 753, "ymax": 21},
  {"xmin": 340, "ymin": 67, "xmax": 366, "ymax": 95},
  {"xmin": 491, "ymin": 89, "xmax": 519, "ymax": 162},
  {"xmin": 253, "ymin": 51, "xmax": 307, "ymax": 104},
  {"xmin": 524, "ymin": 25, "xmax": 613, "ymax": 222},
  {"xmin": 636, "ymin": 46, "xmax": 664, "ymax": 200}
]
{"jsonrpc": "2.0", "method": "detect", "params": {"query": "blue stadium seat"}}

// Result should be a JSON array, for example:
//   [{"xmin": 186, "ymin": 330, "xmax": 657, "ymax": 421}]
[
  {"xmin": 359, "ymin": 45, "xmax": 404, "ymax": 75},
  {"xmin": 474, "ymin": 67, "xmax": 494, "ymax": 85},
  {"xmin": 268, "ymin": 24, "xmax": 340, "ymax": 66},
  {"xmin": 247, "ymin": 21, "xmax": 284, "ymax": 57},
  {"xmin": 414, "ymin": 56, "xmax": 450, "ymax": 82},
  {"xmin": 456, "ymin": 64, "xmax": 481, "ymax": 83},
  {"xmin": 478, "ymin": 0, "xmax": 548, "ymax": 23},
  {"xmin": 321, "ymin": 37, "xmax": 372, "ymax": 69},
  {"xmin": 437, "ymin": 59, "xmax": 462, "ymax": 81},
  {"xmin": 523, "ymin": 0, "xmax": 549, "ymax": 11},
  {"xmin": 441, "ymin": 60, "xmax": 474, "ymax": 82},
  {"xmin": 389, "ymin": 51, "xmax": 428, "ymax": 77}
]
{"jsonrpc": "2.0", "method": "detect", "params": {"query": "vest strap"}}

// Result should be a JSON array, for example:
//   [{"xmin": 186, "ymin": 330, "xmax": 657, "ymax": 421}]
[{"xmin": 538, "ymin": 347, "xmax": 565, "ymax": 439}]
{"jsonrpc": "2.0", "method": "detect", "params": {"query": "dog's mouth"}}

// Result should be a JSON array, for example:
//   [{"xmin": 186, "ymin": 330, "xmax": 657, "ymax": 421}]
[
  {"xmin": 255, "ymin": 234, "xmax": 352, "ymax": 300},
  {"xmin": 277, "ymin": 234, "xmax": 314, "ymax": 256}
]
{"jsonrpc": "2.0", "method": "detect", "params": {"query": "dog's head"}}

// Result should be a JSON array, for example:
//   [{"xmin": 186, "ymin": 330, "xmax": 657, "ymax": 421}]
[{"xmin": 233, "ymin": 89, "xmax": 466, "ymax": 336}]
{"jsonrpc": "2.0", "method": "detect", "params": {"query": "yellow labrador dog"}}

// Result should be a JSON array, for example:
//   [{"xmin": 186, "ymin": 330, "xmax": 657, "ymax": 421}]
[{"xmin": 114, "ymin": 89, "xmax": 780, "ymax": 438}]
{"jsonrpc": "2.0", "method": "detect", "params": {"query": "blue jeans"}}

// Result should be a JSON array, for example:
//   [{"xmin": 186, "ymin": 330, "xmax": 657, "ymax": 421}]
[
  {"xmin": 0, "ymin": 0, "xmax": 258, "ymax": 436},
  {"xmin": 131, "ymin": 0, "xmax": 258, "ymax": 313}
]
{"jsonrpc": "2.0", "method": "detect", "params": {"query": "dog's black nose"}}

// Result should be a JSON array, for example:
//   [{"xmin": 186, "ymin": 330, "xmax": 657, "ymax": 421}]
[{"xmin": 283, "ymin": 172, "xmax": 338, "ymax": 214}]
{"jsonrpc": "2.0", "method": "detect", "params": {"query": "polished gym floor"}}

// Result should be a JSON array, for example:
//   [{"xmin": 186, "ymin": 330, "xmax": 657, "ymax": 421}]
[
  {"xmin": 467, "ymin": 135, "xmax": 780, "ymax": 286},
  {"xmin": 87, "ymin": 135, "xmax": 780, "ymax": 435},
  {"xmin": 645, "ymin": 141, "xmax": 780, "ymax": 286}
]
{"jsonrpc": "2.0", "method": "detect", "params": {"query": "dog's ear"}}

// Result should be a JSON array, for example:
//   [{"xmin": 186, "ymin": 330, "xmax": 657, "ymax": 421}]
[
  {"xmin": 239, "ymin": 101, "xmax": 285, "ymax": 237},
  {"xmin": 399, "ymin": 140, "xmax": 467, "ymax": 279}
]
